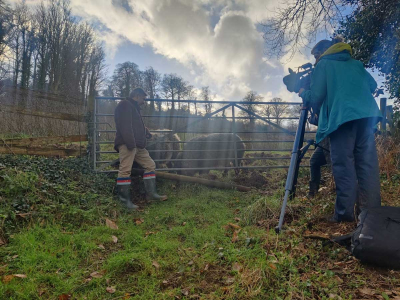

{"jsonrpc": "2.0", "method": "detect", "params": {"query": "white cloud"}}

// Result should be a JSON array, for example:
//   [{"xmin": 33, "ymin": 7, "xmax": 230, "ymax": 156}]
[
  {"xmin": 9, "ymin": 0, "xmax": 309, "ymax": 102},
  {"xmin": 97, "ymin": 31, "xmax": 125, "ymax": 59}
]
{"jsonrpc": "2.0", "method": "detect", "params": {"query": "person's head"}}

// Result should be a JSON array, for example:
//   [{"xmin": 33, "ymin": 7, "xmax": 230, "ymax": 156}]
[
  {"xmin": 311, "ymin": 36, "xmax": 344, "ymax": 61},
  {"xmin": 129, "ymin": 88, "xmax": 147, "ymax": 105}
]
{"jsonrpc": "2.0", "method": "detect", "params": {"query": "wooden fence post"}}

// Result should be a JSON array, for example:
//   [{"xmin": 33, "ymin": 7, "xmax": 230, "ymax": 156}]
[
  {"xmin": 87, "ymin": 94, "xmax": 95, "ymax": 165},
  {"xmin": 386, "ymin": 105, "xmax": 394, "ymax": 133},
  {"xmin": 380, "ymin": 98, "xmax": 387, "ymax": 133}
]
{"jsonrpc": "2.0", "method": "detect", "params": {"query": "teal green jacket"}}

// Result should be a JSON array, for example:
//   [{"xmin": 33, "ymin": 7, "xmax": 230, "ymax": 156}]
[{"xmin": 300, "ymin": 51, "xmax": 382, "ymax": 143}]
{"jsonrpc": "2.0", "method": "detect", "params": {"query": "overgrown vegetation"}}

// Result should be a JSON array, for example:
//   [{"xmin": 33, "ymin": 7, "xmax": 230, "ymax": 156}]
[{"xmin": 0, "ymin": 136, "xmax": 399, "ymax": 299}]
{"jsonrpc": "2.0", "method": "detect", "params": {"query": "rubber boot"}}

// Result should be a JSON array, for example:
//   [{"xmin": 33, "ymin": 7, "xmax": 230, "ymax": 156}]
[
  {"xmin": 307, "ymin": 181, "xmax": 319, "ymax": 198},
  {"xmin": 117, "ymin": 185, "xmax": 139, "ymax": 210},
  {"xmin": 143, "ymin": 178, "xmax": 168, "ymax": 201}
]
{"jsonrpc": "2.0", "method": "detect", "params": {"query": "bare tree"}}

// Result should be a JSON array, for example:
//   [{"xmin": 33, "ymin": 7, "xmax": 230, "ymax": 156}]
[
  {"xmin": 0, "ymin": 0, "xmax": 106, "ymax": 104},
  {"xmin": 161, "ymin": 73, "xmax": 185, "ymax": 111},
  {"xmin": 201, "ymin": 86, "xmax": 214, "ymax": 114},
  {"xmin": 239, "ymin": 90, "xmax": 263, "ymax": 128},
  {"xmin": 261, "ymin": 0, "xmax": 351, "ymax": 59},
  {"xmin": 0, "ymin": 0, "xmax": 13, "ymax": 57},
  {"xmin": 102, "ymin": 81, "xmax": 114, "ymax": 97},
  {"xmin": 265, "ymin": 97, "xmax": 288, "ymax": 126},
  {"xmin": 87, "ymin": 44, "xmax": 106, "ymax": 100},
  {"xmin": 154, "ymin": 93, "xmax": 162, "ymax": 112},
  {"xmin": 185, "ymin": 85, "xmax": 197, "ymax": 115},
  {"xmin": 46, "ymin": 0, "xmax": 75, "ymax": 93},
  {"xmin": 0, "ymin": 1, "xmax": 15, "ymax": 82},
  {"xmin": 33, "ymin": 2, "xmax": 51, "ymax": 90},
  {"xmin": 142, "ymin": 66, "xmax": 161, "ymax": 111},
  {"xmin": 286, "ymin": 104, "xmax": 302, "ymax": 130},
  {"xmin": 264, "ymin": 105, "xmax": 273, "ymax": 121},
  {"xmin": 110, "ymin": 61, "xmax": 142, "ymax": 97},
  {"xmin": 75, "ymin": 23, "xmax": 95, "ymax": 98},
  {"xmin": 176, "ymin": 78, "xmax": 188, "ymax": 110},
  {"xmin": 10, "ymin": 2, "xmax": 36, "ymax": 88}
]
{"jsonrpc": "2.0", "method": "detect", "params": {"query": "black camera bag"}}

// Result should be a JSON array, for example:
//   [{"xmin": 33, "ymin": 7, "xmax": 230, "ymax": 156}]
[{"xmin": 350, "ymin": 206, "xmax": 400, "ymax": 269}]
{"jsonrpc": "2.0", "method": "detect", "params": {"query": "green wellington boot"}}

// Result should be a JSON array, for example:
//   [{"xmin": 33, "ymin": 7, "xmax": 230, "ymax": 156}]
[
  {"xmin": 117, "ymin": 185, "xmax": 139, "ymax": 210},
  {"xmin": 143, "ymin": 178, "xmax": 168, "ymax": 201}
]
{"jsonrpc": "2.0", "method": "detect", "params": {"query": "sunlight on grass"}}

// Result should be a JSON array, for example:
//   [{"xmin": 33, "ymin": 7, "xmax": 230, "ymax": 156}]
[{"xmin": 0, "ymin": 155, "xmax": 399, "ymax": 299}]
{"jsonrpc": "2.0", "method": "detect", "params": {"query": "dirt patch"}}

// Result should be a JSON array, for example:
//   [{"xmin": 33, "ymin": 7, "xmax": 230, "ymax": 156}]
[
  {"xmin": 161, "ymin": 263, "xmax": 230, "ymax": 295},
  {"xmin": 233, "ymin": 171, "xmax": 267, "ymax": 188}
]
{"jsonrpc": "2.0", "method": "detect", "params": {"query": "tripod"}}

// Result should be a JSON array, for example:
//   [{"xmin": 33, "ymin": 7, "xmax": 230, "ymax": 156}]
[{"xmin": 275, "ymin": 104, "xmax": 311, "ymax": 233}]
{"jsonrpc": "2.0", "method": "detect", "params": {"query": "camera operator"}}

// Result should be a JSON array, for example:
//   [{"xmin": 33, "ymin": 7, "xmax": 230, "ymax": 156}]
[
  {"xmin": 299, "ymin": 37, "xmax": 382, "ymax": 223},
  {"xmin": 308, "ymin": 138, "xmax": 330, "ymax": 198},
  {"xmin": 307, "ymin": 40, "xmax": 334, "ymax": 199}
]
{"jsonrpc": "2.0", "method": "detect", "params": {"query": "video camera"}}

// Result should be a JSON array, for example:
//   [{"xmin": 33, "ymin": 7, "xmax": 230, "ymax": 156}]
[
  {"xmin": 283, "ymin": 63, "xmax": 314, "ymax": 93},
  {"xmin": 283, "ymin": 62, "xmax": 320, "ymax": 126}
]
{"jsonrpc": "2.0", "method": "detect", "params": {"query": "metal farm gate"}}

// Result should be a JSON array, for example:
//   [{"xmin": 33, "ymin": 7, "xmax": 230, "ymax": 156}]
[{"xmin": 92, "ymin": 97, "xmax": 316, "ymax": 173}]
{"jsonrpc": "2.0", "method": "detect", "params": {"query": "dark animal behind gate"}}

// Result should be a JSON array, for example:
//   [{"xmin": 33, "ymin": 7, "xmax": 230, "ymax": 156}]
[
  {"xmin": 175, "ymin": 133, "xmax": 245, "ymax": 176},
  {"xmin": 145, "ymin": 130, "xmax": 181, "ymax": 168}
]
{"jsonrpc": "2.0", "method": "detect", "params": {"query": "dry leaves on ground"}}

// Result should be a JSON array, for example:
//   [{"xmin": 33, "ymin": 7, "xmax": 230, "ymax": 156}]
[
  {"xmin": 2, "ymin": 274, "xmax": 27, "ymax": 283},
  {"xmin": 105, "ymin": 218, "xmax": 118, "ymax": 230},
  {"xmin": 111, "ymin": 235, "xmax": 118, "ymax": 243},
  {"xmin": 90, "ymin": 270, "xmax": 105, "ymax": 279},
  {"xmin": 134, "ymin": 218, "xmax": 144, "ymax": 225},
  {"xmin": 228, "ymin": 223, "xmax": 241, "ymax": 230},
  {"xmin": 359, "ymin": 287, "xmax": 376, "ymax": 296},
  {"xmin": 152, "ymin": 261, "xmax": 160, "ymax": 270},
  {"xmin": 232, "ymin": 262, "xmax": 243, "ymax": 272},
  {"xmin": 106, "ymin": 286, "xmax": 116, "ymax": 294},
  {"xmin": 231, "ymin": 230, "xmax": 240, "ymax": 243},
  {"xmin": 268, "ymin": 263, "xmax": 277, "ymax": 270}
]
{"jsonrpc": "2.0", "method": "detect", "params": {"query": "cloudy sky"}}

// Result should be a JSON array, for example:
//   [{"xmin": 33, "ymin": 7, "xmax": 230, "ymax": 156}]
[
  {"xmin": 10, "ymin": 0, "xmax": 388, "ymax": 103},
  {"xmin": 69, "ymin": 0, "xmax": 326, "ymax": 102}
]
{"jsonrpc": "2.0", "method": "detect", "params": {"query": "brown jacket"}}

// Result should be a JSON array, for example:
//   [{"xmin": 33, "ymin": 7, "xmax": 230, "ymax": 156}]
[{"xmin": 114, "ymin": 99, "xmax": 147, "ymax": 151}]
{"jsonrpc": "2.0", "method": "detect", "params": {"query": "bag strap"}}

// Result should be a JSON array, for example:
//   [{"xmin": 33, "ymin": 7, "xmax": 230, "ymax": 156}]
[{"xmin": 332, "ymin": 233, "xmax": 353, "ymax": 251}]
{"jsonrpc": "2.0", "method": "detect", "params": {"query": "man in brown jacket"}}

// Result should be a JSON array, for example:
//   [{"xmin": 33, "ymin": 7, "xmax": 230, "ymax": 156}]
[{"xmin": 115, "ymin": 87, "xmax": 167, "ymax": 209}]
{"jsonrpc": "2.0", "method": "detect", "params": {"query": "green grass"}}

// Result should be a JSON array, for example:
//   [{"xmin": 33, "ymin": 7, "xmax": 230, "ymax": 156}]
[{"xmin": 0, "ymin": 155, "xmax": 399, "ymax": 299}]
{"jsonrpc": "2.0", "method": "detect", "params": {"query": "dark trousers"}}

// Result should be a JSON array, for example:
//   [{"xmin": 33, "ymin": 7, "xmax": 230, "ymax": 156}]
[
  {"xmin": 310, "ymin": 146, "xmax": 327, "ymax": 184},
  {"xmin": 329, "ymin": 118, "xmax": 381, "ymax": 221}
]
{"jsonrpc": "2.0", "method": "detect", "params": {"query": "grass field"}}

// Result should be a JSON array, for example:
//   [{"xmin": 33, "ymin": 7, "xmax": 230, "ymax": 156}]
[{"xmin": 0, "ymin": 152, "xmax": 399, "ymax": 299}]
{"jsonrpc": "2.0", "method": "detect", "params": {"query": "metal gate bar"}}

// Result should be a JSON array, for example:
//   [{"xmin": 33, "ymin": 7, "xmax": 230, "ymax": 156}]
[
  {"xmin": 93, "ymin": 97, "xmax": 315, "ymax": 173},
  {"xmin": 96, "ymin": 130, "xmax": 316, "ymax": 134},
  {"xmin": 95, "ymin": 157, "xmax": 295, "ymax": 164},
  {"xmin": 98, "ymin": 165, "xmax": 309, "ymax": 173},
  {"xmin": 96, "ymin": 149, "xmax": 300, "ymax": 154},
  {"xmin": 95, "ymin": 140, "xmax": 298, "ymax": 144},
  {"xmin": 95, "ymin": 113, "xmax": 299, "ymax": 120},
  {"xmin": 95, "ymin": 96, "xmax": 301, "ymax": 105}
]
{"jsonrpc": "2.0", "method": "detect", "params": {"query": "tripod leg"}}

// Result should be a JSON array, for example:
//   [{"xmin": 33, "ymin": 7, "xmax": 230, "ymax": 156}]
[{"xmin": 276, "ymin": 107, "xmax": 308, "ymax": 233}]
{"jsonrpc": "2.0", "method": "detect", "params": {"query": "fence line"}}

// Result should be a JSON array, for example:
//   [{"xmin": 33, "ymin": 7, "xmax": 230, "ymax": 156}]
[
  {"xmin": 0, "ymin": 104, "xmax": 86, "ymax": 122},
  {"xmin": 93, "ymin": 97, "xmax": 313, "ymax": 173}
]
